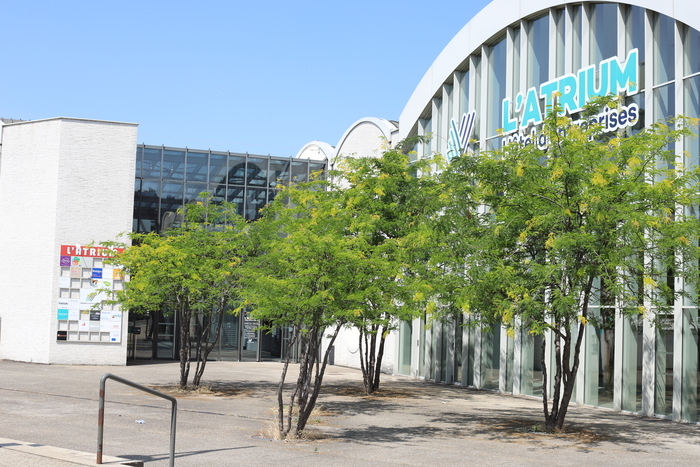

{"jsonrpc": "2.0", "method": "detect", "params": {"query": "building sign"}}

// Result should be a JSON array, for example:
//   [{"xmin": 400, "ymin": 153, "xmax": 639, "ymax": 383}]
[
  {"xmin": 60, "ymin": 244, "xmax": 123, "ymax": 258},
  {"xmin": 56, "ymin": 244, "xmax": 125, "ymax": 343},
  {"xmin": 501, "ymin": 49, "xmax": 640, "ymax": 148}
]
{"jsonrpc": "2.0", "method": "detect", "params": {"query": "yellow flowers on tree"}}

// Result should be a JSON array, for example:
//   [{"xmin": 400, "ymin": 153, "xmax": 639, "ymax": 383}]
[
  {"xmin": 238, "ymin": 177, "xmax": 367, "ymax": 439},
  {"xmin": 338, "ymin": 141, "xmax": 442, "ymax": 394},
  {"xmin": 434, "ymin": 99, "xmax": 700, "ymax": 431}
]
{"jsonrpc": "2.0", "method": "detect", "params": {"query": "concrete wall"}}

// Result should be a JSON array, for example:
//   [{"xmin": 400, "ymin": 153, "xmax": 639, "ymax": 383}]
[{"xmin": 0, "ymin": 118, "xmax": 137, "ymax": 364}]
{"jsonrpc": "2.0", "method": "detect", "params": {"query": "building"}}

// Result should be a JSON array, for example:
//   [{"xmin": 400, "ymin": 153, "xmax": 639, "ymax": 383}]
[
  {"xmin": 305, "ymin": 0, "xmax": 700, "ymax": 424},
  {"xmin": 0, "ymin": 118, "xmax": 327, "ymax": 365},
  {"xmin": 2, "ymin": 0, "xmax": 700, "ymax": 425}
]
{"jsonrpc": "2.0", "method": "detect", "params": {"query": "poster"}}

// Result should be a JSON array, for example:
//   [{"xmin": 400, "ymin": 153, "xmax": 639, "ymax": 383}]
[{"xmin": 57, "ymin": 244, "xmax": 125, "ymax": 343}]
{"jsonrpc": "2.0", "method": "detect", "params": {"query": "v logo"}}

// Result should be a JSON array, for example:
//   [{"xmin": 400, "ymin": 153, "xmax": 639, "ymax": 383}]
[{"xmin": 447, "ymin": 111, "xmax": 476, "ymax": 160}]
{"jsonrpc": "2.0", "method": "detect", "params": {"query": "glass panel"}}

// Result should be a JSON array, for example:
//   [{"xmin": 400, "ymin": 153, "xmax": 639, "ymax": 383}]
[
  {"xmin": 488, "ymin": 36, "xmax": 507, "ymax": 137},
  {"xmin": 162, "ymin": 149, "xmax": 185, "ymax": 180},
  {"xmin": 142, "ymin": 147, "xmax": 162, "ymax": 179},
  {"xmin": 482, "ymin": 324, "xmax": 501, "ymax": 390},
  {"xmin": 157, "ymin": 314, "xmax": 175, "ymax": 359},
  {"xmin": 241, "ymin": 310, "xmax": 259, "ymax": 360},
  {"xmin": 584, "ymin": 307, "xmax": 615, "ymax": 408},
  {"xmin": 438, "ymin": 322, "xmax": 447, "ymax": 382},
  {"xmin": 654, "ymin": 84, "xmax": 676, "ymax": 156},
  {"xmin": 473, "ymin": 56, "xmax": 481, "ymax": 141},
  {"xmin": 625, "ymin": 5, "xmax": 646, "ymax": 82},
  {"xmin": 467, "ymin": 323, "xmax": 476, "ymax": 387},
  {"xmin": 520, "ymin": 331, "xmax": 544, "ymax": 396},
  {"xmin": 227, "ymin": 155, "xmax": 246, "ymax": 185},
  {"xmin": 434, "ymin": 98, "xmax": 443, "ymax": 154},
  {"xmin": 555, "ymin": 8, "xmax": 566, "ymax": 77},
  {"xmin": 420, "ymin": 117, "xmax": 432, "ymax": 158},
  {"xmin": 247, "ymin": 157, "xmax": 268, "ymax": 186},
  {"xmin": 291, "ymin": 160, "xmax": 309, "ymax": 183},
  {"xmin": 419, "ymin": 316, "xmax": 426, "ymax": 378},
  {"xmin": 209, "ymin": 152, "xmax": 228, "ymax": 186},
  {"xmin": 511, "ymin": 28, "xmax": 520, "ymax": 98},
  {"xmin": 186, "ymin": 151, "xmax": 208, "ymax": 183},
  {"xmin": 622, "ymin": 315, "xmax": 643, "ymax": 413},
  {"xmin": 454, "ymin": 314, "xmax": 463, "ymax": 384},
  {"xmin": 655, "ymin": 313, "xmax": 674, "ymax": 416},
  {"xmin": 160, "ymin": 181, "xmax": 183, "ymax": 220},
  {"xmin": 653, "ymin": 13, "xmax": 675, "ymax": 85},
  {"xmin": 685, "ymin": 76, "xmax": 700, "ymax": 169},
  {"xmin": 269, "ymin": 159, "xmax": 291, "ymax": 187},
  {"xmin": 184, "ymin": 183, "xmax": 207, "ymax": 205},
  {"xmin": 135, "ymin": 146, "xmax": 143, "ymax": 178},
  {"xmin": 219, "ymin": 313, "xmax": 240, "ymax": 361},
  {"xmin": 309, "ymin": 161, "xmax": 326, "ymax": 180},
  {"xmin": 527, "ymin": 15, "xmax": 549, "ymax": 89},
  {"xmin": 398, "ymin": 320, "xmax": 413, "ymax": 376},
  {"xmin": 571, "ymin": 4, "xmax": 582, "ymax": 70},
  {"xmin": 685, "ymin": 25, "xmax": 700, "ymax": 76},
  {"xmin": 134, "ymin": 179, "xmax": 160, "ymax": 233},
  {"xmin": 682, "ymin": 308, "xmax": 699, "ymax": 421},
  {"xmin": 590, "ymin": 3, "xmax": 618, "ymax": 64},
  {"xmin": 505, "ymin": 332, "xmax": 514, "ymax": 393},
  {"xmin": 460, "ymin": 69, "xmax": 471, "ymax": 115},
  {"xmin": 245, "ymin": 187, "xmax": 267, "ymax": 221},
  {"xmin": 226, "ymin": 186, "xmax": 245, "ymax": 217}
]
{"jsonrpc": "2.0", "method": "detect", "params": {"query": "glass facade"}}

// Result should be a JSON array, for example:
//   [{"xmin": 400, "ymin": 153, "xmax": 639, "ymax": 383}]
[
  {"xmin": 407, "ymin": 2, "xmax": 700, "ymax": 424},
  {"xmin": 130, "ymin": 144, "xmax": 326, "ymax": 361},
  {"xmin": 134, "ymin": 144, "xmax": 326, "ymax": 233}
]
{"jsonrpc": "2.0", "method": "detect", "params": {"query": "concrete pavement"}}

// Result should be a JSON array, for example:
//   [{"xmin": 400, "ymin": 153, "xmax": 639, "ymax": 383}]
[{"xmin": 1, "ymin": 359, "xmax": 699, "ymax": 466}]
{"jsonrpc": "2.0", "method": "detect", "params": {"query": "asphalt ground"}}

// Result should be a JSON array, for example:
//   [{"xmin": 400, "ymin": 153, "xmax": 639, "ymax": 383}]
[{"xmin": 1, "ymin": 359, "xmax": 699, "ymax": 466}]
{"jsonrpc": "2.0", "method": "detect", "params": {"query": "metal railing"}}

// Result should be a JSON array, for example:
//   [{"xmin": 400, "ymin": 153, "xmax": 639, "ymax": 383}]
[{"xmin": 97, "ymin": 373, "xmax": 177, "ymax": 466}]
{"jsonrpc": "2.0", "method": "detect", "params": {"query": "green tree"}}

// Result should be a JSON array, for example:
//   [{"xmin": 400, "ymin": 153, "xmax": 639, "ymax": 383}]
[
  {"xmin": 238, "ymin": 177, "xmax": 368, "ymax": 439},
  {"xmin": 434, "ymin": 103, "xmax": 700, "ymax": 431},
  {"xmin": 104, "ymin": 197, "xmax": 245, "ymax": 389},
  {"xmin": 338, "ymin": 144, "xmax": 442, "ymax": 394}
]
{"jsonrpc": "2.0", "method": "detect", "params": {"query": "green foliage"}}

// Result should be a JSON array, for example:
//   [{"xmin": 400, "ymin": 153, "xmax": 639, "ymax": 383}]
[
  {"xmin": 434, "ymin": 100, "xmax": 700, "ymax": 430},
  {"xmin": 337, "ymin": 148, "xmax": 443, "ymax": 393},
  {"xmin": 103, "ymin": 195, "xmax": 246, "ymax": 388},
  {"xmin": 239, "ymin": 177, "xmax": 368, "ymax": 438}
]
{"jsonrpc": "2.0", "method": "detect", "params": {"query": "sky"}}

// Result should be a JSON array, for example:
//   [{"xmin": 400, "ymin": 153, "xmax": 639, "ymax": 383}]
[{"xmin": 1, "ymin": 0, "xmax": 492, "ymax": 157}]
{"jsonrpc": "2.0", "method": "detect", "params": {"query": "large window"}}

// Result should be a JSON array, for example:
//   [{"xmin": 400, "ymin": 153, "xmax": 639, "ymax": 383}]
[
  {"xmin": 653, "ymin": 13, "xmax": 675, "ymax": 85},
  {"xmin": 590, "ymin": 3, "xmax": 618, "ymax": 64},
  {"xmin": 527, "ymin": 15, "xmax": 549, "ymax": 89}
]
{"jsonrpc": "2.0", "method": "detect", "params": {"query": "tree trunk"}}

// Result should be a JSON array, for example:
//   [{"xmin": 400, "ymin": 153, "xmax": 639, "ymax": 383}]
[
  {"xmin": 358, "ymin": 321, "xmax": 388, "ymax": 394},
  {"xmin": 179, "ymin": 302, "xmax": 192, "ymax": 389},
  {"xmin": 192, "ymin": 301, "xmax": 226, "ymax": 388},
  {"xmin": 294, "ymin": 323, "xmax": 341, "ymax": 435}
]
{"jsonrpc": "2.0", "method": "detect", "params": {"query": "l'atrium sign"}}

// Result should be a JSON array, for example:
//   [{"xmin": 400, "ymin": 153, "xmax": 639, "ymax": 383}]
[{"xmin": 501, "ymin": 49, "xmax": 640, "ymax": 148}]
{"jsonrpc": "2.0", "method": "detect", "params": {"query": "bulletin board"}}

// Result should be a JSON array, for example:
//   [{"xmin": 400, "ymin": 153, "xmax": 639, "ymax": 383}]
[{"xmin": 56, "ymin": 245, "xmax": 125, "ymax": 343}]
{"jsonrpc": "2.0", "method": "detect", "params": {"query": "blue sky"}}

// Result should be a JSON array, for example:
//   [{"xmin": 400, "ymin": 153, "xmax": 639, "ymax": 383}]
[{"xmin": 1, "ymin": 0, "xmax": 491, "ymax": 156}]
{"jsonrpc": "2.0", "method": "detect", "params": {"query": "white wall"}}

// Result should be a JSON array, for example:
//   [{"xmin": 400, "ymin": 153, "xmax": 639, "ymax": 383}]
[{"xmin": 0, "ymin": 118, "xmax": 137, "ymax": 365}]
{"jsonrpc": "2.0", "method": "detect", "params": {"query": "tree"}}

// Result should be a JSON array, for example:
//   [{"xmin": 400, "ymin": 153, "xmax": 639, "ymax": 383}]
[
  {"xmin": 104, "ymin": 196, "xmax": 245, "ymax": 389},
  {"xmin": 434, "ymin": 101, "xmax": 700, "ymax": 431},
  {"xmin": 238, "ymin": 177, "xmax": 366, "ymax": 438},
  {"xmin": 338, "ymin": 144, "xmax": 442, "ymax": 394}
]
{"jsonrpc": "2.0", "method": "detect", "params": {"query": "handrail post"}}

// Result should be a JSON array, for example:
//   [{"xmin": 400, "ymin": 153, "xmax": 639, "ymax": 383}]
[{"xmin": 97, "ymin": 373, "xmax": 177, "ymax": 466}]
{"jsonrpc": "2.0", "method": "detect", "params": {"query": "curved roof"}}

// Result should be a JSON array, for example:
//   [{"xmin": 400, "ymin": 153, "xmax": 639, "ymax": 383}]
[
  {"xmin": 295, "ymin": 140, "xmax": 335, "ymax": 160},
  {"xmin": 398, "ymin": 0, "xmax": 700, "ymax": 139}
]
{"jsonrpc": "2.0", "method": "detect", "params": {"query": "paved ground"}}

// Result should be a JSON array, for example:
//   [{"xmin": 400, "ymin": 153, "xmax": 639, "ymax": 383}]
[{"xmin": 1, "ymin": 359, "xmax": 700, "ymax": 466}]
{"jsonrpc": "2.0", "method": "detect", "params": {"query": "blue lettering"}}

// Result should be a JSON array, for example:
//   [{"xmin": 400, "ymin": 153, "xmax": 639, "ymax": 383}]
[
  {"xmin": 540, "ymin": 80, "xmax": 559, "ymax": 113},
  {"xmin": 502, "ymin": 98, "xmax": 518, "ymax": 133},
  {"xmin": 558, "ymin": 75, "xmax": 579, "ymax": 114},
  {"xmin": 609, "ymin": 49, "xmax": 638, "ymax": 96},
  {"xmin": 584, "ymin": 61, "xmax": 610, "ymax": 101},
  {"xmin": 520, "ymin": 88, "xmax": 542, "ymax": 129}
]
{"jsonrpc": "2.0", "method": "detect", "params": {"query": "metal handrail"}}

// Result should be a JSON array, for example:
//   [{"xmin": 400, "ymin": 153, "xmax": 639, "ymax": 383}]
[{"xmin": 97, "ymin": 373, "xmax": 177, "ymax": 466}]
